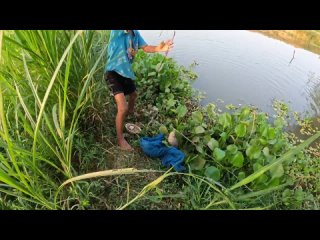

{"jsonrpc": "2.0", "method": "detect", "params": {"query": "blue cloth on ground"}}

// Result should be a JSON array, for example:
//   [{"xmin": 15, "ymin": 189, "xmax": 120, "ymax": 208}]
[{"xmin": 140, "ymin": 134, "xmax": 186, "ymax": 172}]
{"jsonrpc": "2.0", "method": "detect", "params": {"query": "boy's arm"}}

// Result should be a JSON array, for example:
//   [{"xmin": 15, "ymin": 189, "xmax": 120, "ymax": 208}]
[{"xmin": 141, "ymin": 40, "xmax": 174, "ymax": 53}]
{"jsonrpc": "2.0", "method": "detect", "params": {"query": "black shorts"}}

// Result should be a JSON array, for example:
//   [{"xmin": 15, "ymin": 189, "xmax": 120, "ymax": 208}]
[{"xmin": 105, "ymin": 71, "xmax": 136, "ymax": 96}]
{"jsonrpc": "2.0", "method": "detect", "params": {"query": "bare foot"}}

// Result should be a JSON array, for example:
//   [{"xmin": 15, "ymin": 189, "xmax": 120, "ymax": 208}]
[{"xmin": 118, "ymin": 138, "xmax": 134, "ymax": 151}]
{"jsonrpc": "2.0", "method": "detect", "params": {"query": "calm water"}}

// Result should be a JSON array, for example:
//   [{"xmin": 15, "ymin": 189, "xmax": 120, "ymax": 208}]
[{"xmin": 140, "ymin": 30, "xmax": 320, "ymax": 117}]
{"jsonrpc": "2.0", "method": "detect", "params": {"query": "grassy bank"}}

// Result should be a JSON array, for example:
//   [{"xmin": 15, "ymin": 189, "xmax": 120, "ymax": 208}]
[{"xmin": 0, "ymin": 30, "xmax": 319, "ymax": 210}]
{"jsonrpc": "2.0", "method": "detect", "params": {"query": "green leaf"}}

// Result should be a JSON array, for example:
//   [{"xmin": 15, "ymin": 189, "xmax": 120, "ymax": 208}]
[
  {"xmin": 192, "ymin": 111, "xmax": 203, "ymax": 124},
  {"xmin": 226, "ymin": 144, "xmax": 238, "ymax": 154},
  {"xmin": 253, "ymin": 163, "xmax": 263, "ymax": 172},
  {"xmin": 159, "ymin": 125, "xmax": 168, "ymax": 134},
  {"xmin": 155, "ymin": 62, "xmax": 164, "ymax": 72},
  {"xmin": 249, "ymin": 138, "xmax": 260, "ymax": 146},
  {"xmin": 274, "ymin": 118, "xmax": 284, "ymax": 128},
  {"xmin": 259, "ymin": 138, "xmax": 268, "ymax": 145},
  {"xmin": 214, "ymin": 148, "xmax": 226, "ymax": 161},
  {"xmin": 207, "ymin": 138, "xmax": 219, "ymax": 150},
  {"xmin": 261, "ymin": 125, "xmax": 268, "ymax": 137},
  {"xmin": 273, "ymin": 140, "xmax": 285, "ymax": 153},
  {"xmin": 166, "ymin": 98, "xmax": 176, "ymax": 108},
  {"xmin": 240, "ymin": 107, "xmax": 251, "ymax": 119},
  {"xmin": 256, "ymin": 156, "xmax": 265, "ymax": 165},
  {"xmin": 176, "ymin": 105, "xmax": 188, "ymax": 118},
  {"xmin": 238, "ymin": 172, "xmax": 246, "ymax": 180},
  {"xmin": 263, "ymin": 147, "xmax": 270, "ymax": 157},
  {"xmin": 194, "ymin": 126, "xmax": 205, "ymax": 134},
  {"xmin": 268, "ymin": 139, "xmax": 277, "ymax": 145},
  {"xmin": 148, "ymin": 72, "xmax": 156, "ymax": 77},
  {"xmin": 203, "ymin": 135, "xmax": 212, "ymax": 144},
  {"xmin": 266, "ymin": 155, "xmax": 276, "ymax": 164},
  {"xmin": 218, "ymin": 112, "xmax": 232, "ymax": 129},
  {"xmin": 267, "ymin": 127, "xmax": 276, "ymax": 140},
  {"xmin": 255, "ymin": 174, "xmax": 268, "ymax": 184},
  {"xmin": 220, "ymin": 132, "xmax": 228, "ymax": 142},
  {"xmin": 235, "ymin": 123, "xmax": 246, "ymax": 137},
  {"xmin": 294, "ymin": 189, "xmax": 305, "ymax": 202},
  {"xmin": 196, "ymin": 145, "xmax": 204, "ymax": 154},
  {"xmin": 256, "ymin": 113, "xmax": 267, "ymax": 125},
  {"xmin": 230, "ymin": 152, "xmax": 244, "ymax": 168},
  {"xmin": 192, "ymin": 136, "xmax": 200, "ymax": 143},
  {"xmin": 246, "ymin": 145, "xmax": 261, "ymax": 160},
  {"xmin": 226, "ymin": 104, "xmax": 236, "ymax": 110},
  {"xmin": 206, "ymin": 104, "xmax": 216, "ymax": 119},
  {"xmin": 267, "ymin": 178, "xmax": 280, "ymax": 187},
  {"xmin": 270, "ymin": 163, "xmax": 284, "ymax": 179},
  {"xmin": 205, "ymin": 166, "xmax": 221, "ymax": 181},
  {"xmin": 190, "ymin": 157, "xmax": 206, "ymax": 170}
]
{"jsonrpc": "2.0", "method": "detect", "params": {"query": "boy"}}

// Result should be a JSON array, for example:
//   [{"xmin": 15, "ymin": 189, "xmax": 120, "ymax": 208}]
[{"xmin": 105, "ymin": 30, "xmax": 173, "ymax": 151}]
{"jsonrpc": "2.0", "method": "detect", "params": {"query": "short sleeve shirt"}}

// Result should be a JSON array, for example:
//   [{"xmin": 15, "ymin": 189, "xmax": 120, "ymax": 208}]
[{"xmin": 105, "ymin": 30, "xmax": 147, "ymax": 80}]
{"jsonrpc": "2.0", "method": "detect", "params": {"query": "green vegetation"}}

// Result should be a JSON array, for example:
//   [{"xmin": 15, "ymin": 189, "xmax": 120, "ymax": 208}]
[{"xmin": 0, "ymin": 30, "xmax": 319, "ymax": 210}]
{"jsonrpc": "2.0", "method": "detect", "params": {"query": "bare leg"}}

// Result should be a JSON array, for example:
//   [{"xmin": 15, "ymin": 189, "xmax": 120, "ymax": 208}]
[
  {"xmin": 128, "ymin": 91, "xmax": 137, "ymax": 115},
  {"xmin": 114, "ymin": 93, "xmax": 133, "ymax": 151}
]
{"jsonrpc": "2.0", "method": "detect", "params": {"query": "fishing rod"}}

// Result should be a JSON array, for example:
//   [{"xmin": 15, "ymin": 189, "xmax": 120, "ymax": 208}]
[
  {"xmin": 165, "ymin": 30, "xmax": 176, "ymax": 57},
  {"xmin": 157, "ymin": 30, "xmax": 176, "ymax": 71}
]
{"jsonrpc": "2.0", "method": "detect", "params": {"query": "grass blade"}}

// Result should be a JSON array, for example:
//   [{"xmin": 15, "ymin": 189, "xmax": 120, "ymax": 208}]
[
  {"xmin": 228, "ymin": 131, "xmax": 320, "ymax": 191},
  {"xmin": 54, "ymin": 168, "xmax": 163, "ymax": 205},
  {"xmin": 32, "ymin": 30, "xmax": 83, "ymax": 167}
]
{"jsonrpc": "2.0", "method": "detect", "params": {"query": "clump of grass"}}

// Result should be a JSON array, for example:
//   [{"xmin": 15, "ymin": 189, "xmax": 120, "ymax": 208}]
[{"xmin": 0, "ymin": 30, "xmax": 109, "ymax": 209}]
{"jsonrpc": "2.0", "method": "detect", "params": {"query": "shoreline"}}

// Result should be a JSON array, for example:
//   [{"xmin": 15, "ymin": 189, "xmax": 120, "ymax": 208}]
[{"xmin": 252, "ymin": 30, "xmax": 320, "ymax": 55}]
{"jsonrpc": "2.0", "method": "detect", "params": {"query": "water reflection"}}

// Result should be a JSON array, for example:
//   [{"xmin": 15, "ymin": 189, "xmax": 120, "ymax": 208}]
[
  {"xmin": 140, "ymin": 30, "xmax": 320, "ymax": 118},
  {"xmin": 305, "ymin": 72, "xmax": 320, "ymax": 116},
  {"xmin": 253, "ymin": 30, "xmax": 320, "ymax": 55}
]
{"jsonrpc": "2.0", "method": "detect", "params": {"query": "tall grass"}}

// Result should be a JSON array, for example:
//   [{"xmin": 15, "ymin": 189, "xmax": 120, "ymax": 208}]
[{"xmin": 0, "ymin": 30, "xmax": 109, "ymax": 209}]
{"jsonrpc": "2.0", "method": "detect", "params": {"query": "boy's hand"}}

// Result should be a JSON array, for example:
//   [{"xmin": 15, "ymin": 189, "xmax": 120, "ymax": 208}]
[{"xmin": 158, "ymin": 40, "xmax": 174, "ymax": 52}]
